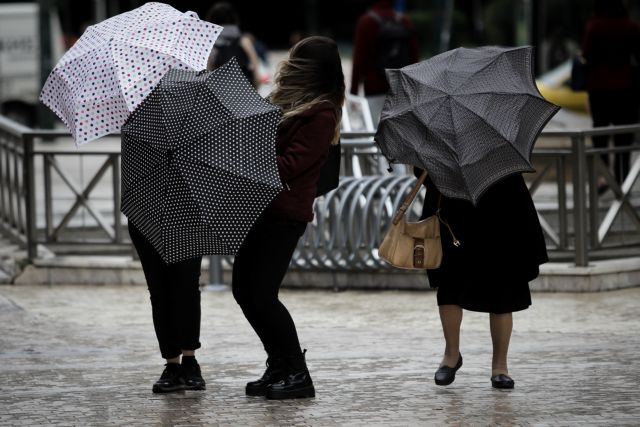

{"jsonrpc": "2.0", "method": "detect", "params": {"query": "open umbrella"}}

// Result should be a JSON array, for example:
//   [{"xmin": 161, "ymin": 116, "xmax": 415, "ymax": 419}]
[
  {"xmin": 375, "ymin": 45, "xmax": 559, "ymax": 204},
  {"xmin": 121, "ymin": 58, "xmax": 283, "ymax": 264},
  {"xmin": 39, "ymin": 2, "xmax": 222, "ymax": 144}
]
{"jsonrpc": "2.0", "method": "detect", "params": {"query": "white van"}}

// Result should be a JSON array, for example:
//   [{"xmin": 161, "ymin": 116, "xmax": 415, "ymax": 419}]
[{"xmin": 0, "ymin": 2, "xmax": 63, "ymax": 126}]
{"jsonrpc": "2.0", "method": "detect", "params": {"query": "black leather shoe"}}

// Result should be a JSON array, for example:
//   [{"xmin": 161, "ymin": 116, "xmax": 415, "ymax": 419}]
[
  {"xmin": 152, "ymin": 363, "xmax": 185, "ymax": 393},
  {"xmin": 491, "ymin": 373, "xmax": 515, "ymax": 389},
  {"xmin": 246, "ymin": 357, "xmax": 288, "ymax": 396},
  {"xmin": 434, "ymin": 354, "xmax": 463, "ymax": 386},
  {"xmin": 265, "ymin": 350, "xmax": 315, "ymax": 400},
  {"xmin": 182, "ymin": 360, "xmax": 206, "ymax": 391}
]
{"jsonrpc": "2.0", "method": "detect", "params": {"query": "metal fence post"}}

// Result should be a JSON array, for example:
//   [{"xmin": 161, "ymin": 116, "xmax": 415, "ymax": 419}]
[
  {"xmin": 23, "ymin": 134, "xmax": 37, "ymax": 260},
  {"xmin": 112, "ymin": 154, "xmax": 122, "ymax": 243},
  {"xmin": 571, "ymin": 133, "xmax": 588, "ymax": 266},
  {"xmin": 205, "ymin": 255, "xmax": 226, "ymax": 291}
]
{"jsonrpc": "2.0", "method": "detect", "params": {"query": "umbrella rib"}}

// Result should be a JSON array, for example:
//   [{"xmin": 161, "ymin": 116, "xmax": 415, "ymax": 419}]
[
  {"xmin": 107, "ymin": 41, "xmax": 127, "ymax": 96},
  {"xmin": 454, "ymin": 47, "xmax": 528, "ymax": 95},
  {"xmin": 56, "ymin": 31, "xmax": 111, "ymax": 67},
  {"xmin": 450, "ymin": 97, "xmax": 533, "ymax": 167},
  {"xmin": 403, "ymin": 74, "xmax": 450, "ymax": 98},
  {"xmin": 159, "ymin": 81, "xmax": 201, "ymax": 145},
  {"xmin": 417, "ymin": 97, "xmax": 460, "ymax": 156},
  {"xmin": 404, "ymin": 75, "xmax": 450, "ymax": 95}
]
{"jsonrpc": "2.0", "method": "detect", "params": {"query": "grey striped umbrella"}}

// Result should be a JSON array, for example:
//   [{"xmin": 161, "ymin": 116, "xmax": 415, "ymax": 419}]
[
  {"xmin": 121, "ymin": 58, "xmax": 283, "ymax": 264},
  {"xmin": 375, "ymin": 46, "xmax": 559, "ymax": 204}
]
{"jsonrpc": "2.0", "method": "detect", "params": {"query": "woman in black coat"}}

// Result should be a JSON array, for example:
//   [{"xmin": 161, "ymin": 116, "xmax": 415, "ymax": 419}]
[{"xmin": 416, "ymin": 168, "xmax": 548, "ymax": 389}]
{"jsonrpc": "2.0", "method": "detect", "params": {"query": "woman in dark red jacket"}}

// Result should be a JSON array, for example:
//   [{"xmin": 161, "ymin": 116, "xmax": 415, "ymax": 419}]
[
  {"xmin": 350, "ymin": 0, "xmax": 420, "ymax": 125},
  {"xmin": 581, "ymin": 0, "xmax": 640, "ymax": 191},
  {"xmin": 232, "ymin": 36, "xmax": 345, "ymax": 400}
]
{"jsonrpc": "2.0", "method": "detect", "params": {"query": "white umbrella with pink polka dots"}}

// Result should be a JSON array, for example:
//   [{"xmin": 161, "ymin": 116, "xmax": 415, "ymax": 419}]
[{"xmin": 39, "ymin": 2, "xmax": 222, "ymax": 145}]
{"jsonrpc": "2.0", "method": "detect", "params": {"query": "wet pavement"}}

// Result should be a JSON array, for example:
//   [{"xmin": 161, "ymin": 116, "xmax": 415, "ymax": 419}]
[{"xmin": 1, "ymin": 284, "xmax": 639, "ymax": 426}]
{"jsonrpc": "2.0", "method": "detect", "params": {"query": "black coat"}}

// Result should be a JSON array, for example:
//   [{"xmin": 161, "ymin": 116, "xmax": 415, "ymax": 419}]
[{"xmin": 416, "ymin": 169, "xmax": 548, "ymax": 289}]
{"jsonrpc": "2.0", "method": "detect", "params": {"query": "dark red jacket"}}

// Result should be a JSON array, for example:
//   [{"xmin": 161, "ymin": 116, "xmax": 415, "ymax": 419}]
[
  {"xmin": 266, "ymin": 102, "xmax": 337, "ymax": 222},
  {"xmin": 350, "ymin": 0, "xmax": 420, "ymax": 96},
  {"xmin": 582, "ymin": 16, "xmax": 640, "ymax": 91}
]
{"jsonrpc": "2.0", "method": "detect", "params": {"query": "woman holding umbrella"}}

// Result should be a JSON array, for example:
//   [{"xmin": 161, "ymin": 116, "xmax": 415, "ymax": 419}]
[
  {"xmin": 415, "ymin": 170, "xmax": 548, "ymax": 389},
  {"xmin": 375, "ymin": 46, "xmax": 558, "ymax": 389},
  {"xmin": 231, "ymin": 36, "xmax": 345, "ymax": 400}
]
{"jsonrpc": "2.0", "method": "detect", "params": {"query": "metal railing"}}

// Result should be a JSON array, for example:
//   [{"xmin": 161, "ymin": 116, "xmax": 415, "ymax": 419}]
[{"xmin": 1, "ymin": 114, "xmax": 639, "ymax": 268}]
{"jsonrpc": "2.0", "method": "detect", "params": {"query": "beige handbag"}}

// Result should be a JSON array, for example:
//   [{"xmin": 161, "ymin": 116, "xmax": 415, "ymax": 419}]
[{"xmin": 378, "ymin": 171, "xmax": 458, "ymax": 270}]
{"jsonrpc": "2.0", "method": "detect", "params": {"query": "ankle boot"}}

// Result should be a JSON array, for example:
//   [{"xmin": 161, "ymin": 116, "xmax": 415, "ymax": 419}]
[
  {"xmin": 245, "ymin": 356, "xmax": 287, "ymax": 396},
  {"xmin": 265, "ymin": 349, "xmax": 315, "ymax": 400}
]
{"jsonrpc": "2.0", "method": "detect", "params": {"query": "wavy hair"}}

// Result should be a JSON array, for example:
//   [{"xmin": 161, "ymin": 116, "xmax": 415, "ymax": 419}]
[{"xmin": 269, "ymin": 36, "xmax": 345, "ymax": 145}]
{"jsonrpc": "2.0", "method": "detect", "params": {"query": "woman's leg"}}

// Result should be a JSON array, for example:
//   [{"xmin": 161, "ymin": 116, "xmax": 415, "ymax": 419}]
[
  {"xmin": 489, "ymin": 312, "xmax": 512, "ymax": 376},
  {"xmin": 610, "ymin": 91, "xmax": 638, "ymax": 185},
  {"xmin": 169, "ymin": 255, "xmax": 205, "ymax": 390},
  {"xmin": 168, "ymin": 255, "xmax": 202, "ymax": 355},
  {"xmin": 588, "ymin": 91, "xmax": 613, "ymax": 192},
  {"xmin": 232, "ymin": 216, "xmax": 314, "ymax": 398},
  {"xmin": 232, "ymin": 217, "xmax": 306, "ymax": 357},
  {"xmin": 128, "ymin": 222, "xmax": 184, "ymax": 393},
  {"xmin": 439, "ymin": 304, "xmax": 463, "ymax": 367},
  {"xmin": 129, "ymin": 223, "xmax": 181, "ymax": 360}
]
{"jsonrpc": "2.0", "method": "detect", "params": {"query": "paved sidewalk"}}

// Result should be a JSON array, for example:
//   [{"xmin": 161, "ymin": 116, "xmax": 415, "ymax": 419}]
[{"xmin": 1, "ymin": 284, "xmax": 639, "ymax": 426}]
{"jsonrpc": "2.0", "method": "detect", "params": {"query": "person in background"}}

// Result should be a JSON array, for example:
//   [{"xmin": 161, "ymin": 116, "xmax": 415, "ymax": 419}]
[
  {"xmin": 581, "ymin": 0, "xmax": 640, "ymax": 194},
  {"xmin": 128, "ymin": 224, "xmax": 206, "ymax": 393},
  {"xmin": 350, "ymin": 0, "xmax": 419, "ymax": 126},
  {"xmin": 232, "ymin": 36, "xmax": 345, "ymax": 400},
  {"xmin": 206, "ymin": 2, "xmax": 261, "ymax": 88},
  {"xmin": 415, "ymin": 168, "xmax": 548, "ymax": 390}
]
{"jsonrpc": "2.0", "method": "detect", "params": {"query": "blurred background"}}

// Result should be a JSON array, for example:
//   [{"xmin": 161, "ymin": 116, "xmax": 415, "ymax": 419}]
[{"xmin": 1, "ymin": 0, "xmax": 639, "ymax": 128}]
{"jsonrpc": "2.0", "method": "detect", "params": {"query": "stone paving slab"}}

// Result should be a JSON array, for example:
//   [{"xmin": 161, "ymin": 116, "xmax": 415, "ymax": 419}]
[{"xmin": 1, "ymin": 284, "xmax": 639, "ymax": 426}]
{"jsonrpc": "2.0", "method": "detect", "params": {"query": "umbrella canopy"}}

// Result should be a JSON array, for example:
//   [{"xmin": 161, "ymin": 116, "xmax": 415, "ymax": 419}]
[
  {"xmin": 121, "ymin": 58, "xmax": 283, "ymax": 264},
  {"xmin": 375, "ymin": 45, "xmax": 559, "ymax": 204},
  {"xmin": 40, "ymin": 2, "xmax": 222, "ymax": 144}
]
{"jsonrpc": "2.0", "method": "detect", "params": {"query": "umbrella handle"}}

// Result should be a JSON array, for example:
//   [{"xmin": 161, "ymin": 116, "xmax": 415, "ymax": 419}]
[{"xmin": 392, "ymin": 171, "xmax": 427, "ymax": 225}]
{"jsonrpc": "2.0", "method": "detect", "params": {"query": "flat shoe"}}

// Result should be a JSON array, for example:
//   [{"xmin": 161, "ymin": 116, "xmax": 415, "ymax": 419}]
[
  {"xmin": 434, "ymin": 354, "xmax": 462, "ymax": 386},
  {"xmin": 491, "ymin": 373, "xmax": 515, "ymax": 389}
]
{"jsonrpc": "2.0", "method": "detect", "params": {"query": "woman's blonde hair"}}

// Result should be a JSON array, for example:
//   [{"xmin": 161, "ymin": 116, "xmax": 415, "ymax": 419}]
[{"xmin": 269, "ymin": 36, "xmax": 345, "ymax": 145}]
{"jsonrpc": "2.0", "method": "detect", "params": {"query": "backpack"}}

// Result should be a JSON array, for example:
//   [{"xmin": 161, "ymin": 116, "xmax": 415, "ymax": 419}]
[
  {"xmin": 212, "ymin": 33, "xmax": 254, "ymax": 85},
  {"xmin": 369, "ymin": 10, "xmax": 413, "ymax": 73},
  {"xmin": 315, "ymin": 141, "xmax": 341, "ymax": 197}
]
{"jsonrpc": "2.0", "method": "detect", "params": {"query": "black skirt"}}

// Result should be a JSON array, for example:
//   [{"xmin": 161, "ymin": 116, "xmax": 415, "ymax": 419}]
[{"xmin": 418, "ymin": 171, "xmax": 548, "ymax": 314}]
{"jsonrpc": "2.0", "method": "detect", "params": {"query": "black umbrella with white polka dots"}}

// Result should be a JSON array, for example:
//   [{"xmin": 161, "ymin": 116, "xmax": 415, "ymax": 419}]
[{"xmin": 120, "ymin": 58, "xmax": 283, "ymax": 264}]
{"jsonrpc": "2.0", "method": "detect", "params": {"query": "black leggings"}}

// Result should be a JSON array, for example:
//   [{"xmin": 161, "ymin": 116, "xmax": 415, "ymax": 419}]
[
  {"xmin": 128, "ymin": 222, "xmax": 202, "ymax": 359},
  {"xmin": 232, "ymin": 214, "xmax": 307, "ymax": 357},
  {"xmin": 589, "ymin": 90, "xmax": 639, "ymax": 184}
]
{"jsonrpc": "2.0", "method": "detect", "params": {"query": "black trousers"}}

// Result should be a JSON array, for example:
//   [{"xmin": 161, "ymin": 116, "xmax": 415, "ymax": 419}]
[
  {"xmin": 128, "ymin": 222, "xmax": 202, "ymax": 359},
  {"xmin": 232, "ymin": 214, "xmax": 307, "ymax": 358},
  {"xmin": 588, "ymin": 90, "xmax": 639, "ymax": 184}
]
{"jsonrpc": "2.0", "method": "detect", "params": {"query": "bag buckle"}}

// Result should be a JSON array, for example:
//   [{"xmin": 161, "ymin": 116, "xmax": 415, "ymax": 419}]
[{"xmin": 413, "ymin": 238, "xmax": 425, "ymax": 268}]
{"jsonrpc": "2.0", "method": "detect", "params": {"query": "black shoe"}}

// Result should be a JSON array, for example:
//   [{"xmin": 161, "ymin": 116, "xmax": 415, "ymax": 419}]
[
  {"xmin": 182, "ymin": 359, "xmax": 206, "ymax": 391},
  {"xmin": 491, "ymin": 373, "xmax": 515, "ymax": 389},
  {"xmin": 246, "ymin": 356, "xmax": 288, "ymax": 396},
  {"xmin": 265, "ymin": 350, "xmax": 315, "ymax": 400},
  {"xmin": 434, "ymin": 354, "xmax": 463, "ymax": 386},
  {"xmin": 597, "ymin": 182, "xmax": 609, "ymax": 196},
  {"xmin": 152, "ymin": 363, "xmax": 185, "ymax": 393}
]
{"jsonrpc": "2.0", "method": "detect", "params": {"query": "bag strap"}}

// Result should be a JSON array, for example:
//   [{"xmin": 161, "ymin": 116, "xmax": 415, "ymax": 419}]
[
  {"xmin": 391, "ymin": 170, "xmax": 461, "ymax": 247},
  {"xmin": 392, "ymin": 170, "xmax": 427, "ymax": 225},
  {"xmin": 435, "ymin": 191, "xmax": 461, "ymax": 247}
]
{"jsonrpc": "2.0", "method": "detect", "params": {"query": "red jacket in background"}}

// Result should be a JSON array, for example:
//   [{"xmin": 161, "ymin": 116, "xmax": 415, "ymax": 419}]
[
  {"xmin": 581, "ymin": 15, "xmax": 640, "ymax": 91},
  {"xmin": 350, "ymin": 0, "xmax": 420, "ymax": 96},
  {"xmin": 266, "ymin": 102, "xmax": 337, "ymax": 223}
]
